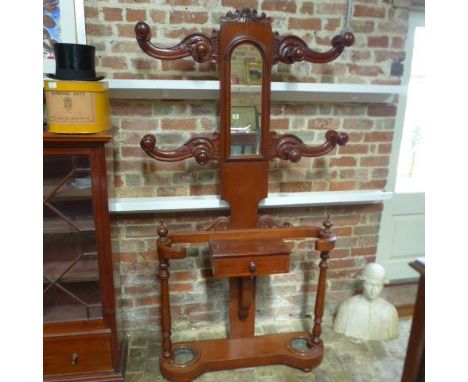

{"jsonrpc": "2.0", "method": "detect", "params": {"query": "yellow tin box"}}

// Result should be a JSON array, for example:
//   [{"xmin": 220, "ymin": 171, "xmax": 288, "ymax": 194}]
[{"xmin": 44, "ymin": 80, "xmax": 110, "ymax": 134}]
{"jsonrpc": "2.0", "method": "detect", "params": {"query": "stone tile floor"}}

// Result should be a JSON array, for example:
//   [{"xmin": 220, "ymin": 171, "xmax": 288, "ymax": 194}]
[{"xmin": 125, "ymin": 318, "xmax": 411, "ymax": 382}]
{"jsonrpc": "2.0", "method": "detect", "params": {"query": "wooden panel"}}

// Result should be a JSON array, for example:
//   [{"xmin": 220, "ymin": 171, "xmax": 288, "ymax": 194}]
[
  {"xmin": 219, "ymin": 161, "xmax": 268, "ymax": 228},
  {"xmin": 44, "ymin": 333, "xmax": 113, "ymax": 375}
]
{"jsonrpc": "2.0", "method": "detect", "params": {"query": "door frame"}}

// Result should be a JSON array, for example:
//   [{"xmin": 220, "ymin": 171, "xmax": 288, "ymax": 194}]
[
  {"xmin": 387, "ymin": 11, "xmax": 425, "ymax": 192},
  {"xmin": 376, "ymin": 11, "xmax": 425, "ymax": 281}
]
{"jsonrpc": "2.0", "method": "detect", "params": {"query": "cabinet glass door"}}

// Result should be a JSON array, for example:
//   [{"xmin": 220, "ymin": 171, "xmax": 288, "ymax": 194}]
[{"xmin": 43, "ymin": 154, "xmax": 102, "ymax": 322}]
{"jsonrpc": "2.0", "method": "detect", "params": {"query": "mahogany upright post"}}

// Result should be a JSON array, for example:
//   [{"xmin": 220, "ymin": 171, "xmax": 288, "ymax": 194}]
[
  {"xmin": 158, "ymin": 257, "xmax": 172, "ymax": 359},
  {"xmin": 311, "ymin": 216, "xmax": 335, "ymax": 346}
]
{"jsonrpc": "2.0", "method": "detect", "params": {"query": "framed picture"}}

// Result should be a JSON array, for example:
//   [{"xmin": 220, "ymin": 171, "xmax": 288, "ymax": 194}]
[
  {"xmin": 230, "ymin": 106, "xmax": 258, "ymax": 132},
  {"xmin": 43, "ymin": 0, "xmax": 87, "ymax": 74},
  {"xmin": 230, "ymin": 106, "xmax": 260, "ymax": 155},
  {"xmin": 244, "ymin": 60, "xmax": 262, "ymax": 85}
]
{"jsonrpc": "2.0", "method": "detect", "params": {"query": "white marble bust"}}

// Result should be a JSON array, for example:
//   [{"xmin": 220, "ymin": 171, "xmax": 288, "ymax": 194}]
[{"xmin": 333, "ymin": 263, "xmax": 399, "ymax": 340}]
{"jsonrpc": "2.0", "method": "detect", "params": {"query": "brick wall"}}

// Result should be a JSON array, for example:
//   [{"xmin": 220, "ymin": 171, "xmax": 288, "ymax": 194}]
[{"xmin": 84, "ymin": 0, "xmax": 410, "ymax": 333}]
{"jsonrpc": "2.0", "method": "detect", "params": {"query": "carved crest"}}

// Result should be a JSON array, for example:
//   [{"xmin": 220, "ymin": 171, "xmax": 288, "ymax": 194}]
[{"xmin": 220, "ymin": 8, "xmax": 270, "ymax": 23}]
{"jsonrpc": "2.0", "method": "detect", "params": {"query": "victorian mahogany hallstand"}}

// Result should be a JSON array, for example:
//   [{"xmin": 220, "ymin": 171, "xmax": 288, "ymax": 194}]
[{"xmin": 134, "ymin": 9, "xmax": 354, "ymax": 381}]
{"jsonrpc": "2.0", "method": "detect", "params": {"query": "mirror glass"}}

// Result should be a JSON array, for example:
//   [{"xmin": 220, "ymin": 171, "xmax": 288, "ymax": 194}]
[{"xmin": 229, "ymin": 44, "xmax": 262, "ymax": 156}]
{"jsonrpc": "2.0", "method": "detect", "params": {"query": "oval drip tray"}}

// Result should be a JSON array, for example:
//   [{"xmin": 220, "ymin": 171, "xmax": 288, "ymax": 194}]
[{"xmin": 173, "ymin": 347, "xmax": 196, "ymax": 365}]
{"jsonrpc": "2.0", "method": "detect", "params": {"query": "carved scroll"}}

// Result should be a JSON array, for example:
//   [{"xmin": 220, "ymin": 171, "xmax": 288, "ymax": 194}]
[
  {"xmin": 140, "ymin": 133, "xmax": 220, "ymax": 165},
  {"xmin": 203, "ymin": 215, "xmax": 292, "ymax": 231},
  {"xmin": 135, "ymin": 21, "xmax": 218, "ymax": 63},
  {"xmin": 273, "ymin": 32, "xmax": 354, "ymax": 65},
  {"xmin": 202, "ymin": 216, "xmax": 232, "ymax": 231},
  {"xmin": 269, "ymin": 130, "xmax": 348, "ymax": 163},
  {"xmin": 257, "ymin": 215, "xmax": 291, "ymax": 229}
]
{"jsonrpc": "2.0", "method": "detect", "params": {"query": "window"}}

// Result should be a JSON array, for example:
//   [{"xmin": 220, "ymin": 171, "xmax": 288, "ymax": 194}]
[{"xmin": 395, "ymin": 23, "xmax": 426, "ymax": 193}]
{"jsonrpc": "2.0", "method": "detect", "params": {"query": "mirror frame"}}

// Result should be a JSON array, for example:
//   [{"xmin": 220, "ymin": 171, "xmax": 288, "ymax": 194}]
[{"xmin": 222, "ymin": 36, "xmax": 271, "ymax": 162}]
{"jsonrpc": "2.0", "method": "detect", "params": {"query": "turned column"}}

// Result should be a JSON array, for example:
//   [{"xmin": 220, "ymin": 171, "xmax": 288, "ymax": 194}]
[
  {"xmin": 157, "ymin": 220, "xmax": 173, "ymax": 359},
  {"xmin": 311, "ymin": 250, "xmax": 330, "ymax": 345},
  {"xmin": 310, "ymin": 216, "xmax": 335, "ymax": 346}
]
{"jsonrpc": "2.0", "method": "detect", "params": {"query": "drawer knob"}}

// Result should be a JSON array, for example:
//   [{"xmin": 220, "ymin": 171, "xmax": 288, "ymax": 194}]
[
  {"xmin": 249, "ymin": 262, "xmax": 256, "ymax": 273},
  {"xmin": 71, "ymin": 353, "xmax": 79, "ymax": 365}
]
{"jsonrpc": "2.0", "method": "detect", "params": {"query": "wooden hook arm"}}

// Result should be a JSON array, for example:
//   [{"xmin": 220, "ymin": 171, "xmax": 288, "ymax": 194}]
[
  {"xmin": 135, "ymin": 21, "xmax": 216, "ymax": 63},
  {"xmin": 269, "ymin": 130, "xmax": 348, "ymax": 163},
  {"xmin": 157, "ymin": 220, "xmax": 187, "ymax": 260},
  {"xmin": 140, "ymin": 133, "xmax": 220, "ymax": 165},
  {"xmin": 274, "ymin": 31, "xmax": 354, "ymax": 65},
  {"xmin": 158, "ymin": 240, "xmax": 187, "ymax": 260}
]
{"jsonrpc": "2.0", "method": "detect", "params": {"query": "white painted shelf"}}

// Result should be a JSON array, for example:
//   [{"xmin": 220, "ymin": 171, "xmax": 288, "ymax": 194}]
[
  {"xmin": 109, "ymin": 190, "xmax": 393, "ymax": 214},
  {"xmin": 107, "ymin": 79, "xmax": 404, "ymax": 103}
]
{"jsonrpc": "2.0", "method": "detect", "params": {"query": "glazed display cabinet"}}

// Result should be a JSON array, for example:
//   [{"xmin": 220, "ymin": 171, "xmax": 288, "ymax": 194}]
[{"xmin": 43, "ymin": 132, "xmax": 126, "ymax": 381}]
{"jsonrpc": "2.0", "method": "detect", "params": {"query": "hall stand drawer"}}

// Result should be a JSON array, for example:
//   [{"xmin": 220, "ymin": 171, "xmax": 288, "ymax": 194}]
[
  {"xmin": 43, "ymin": 333, "xmax": 113, "ymax": 376},
  {"xmin": 209, "ymin": 238, "xmax": 291, "ymax": 278}
]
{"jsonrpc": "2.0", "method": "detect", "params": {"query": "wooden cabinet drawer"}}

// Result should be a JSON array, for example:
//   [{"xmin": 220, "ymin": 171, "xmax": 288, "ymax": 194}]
[
  {"xmin": 209, "ymin": 238, "xmax": 290, "ymax": 278},
  {"xmin": 44, "ymin": 332, "xmax": 113, "ymax": 376}
]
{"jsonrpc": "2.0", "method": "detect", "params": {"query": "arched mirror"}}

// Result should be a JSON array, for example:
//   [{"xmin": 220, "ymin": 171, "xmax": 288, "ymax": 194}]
[{"xmin": 229, "ymin": 43, "xmax": 263, "ymax": 157}]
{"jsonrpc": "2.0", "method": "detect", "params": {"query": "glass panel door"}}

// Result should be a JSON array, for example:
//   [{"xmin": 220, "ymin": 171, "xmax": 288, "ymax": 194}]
[{"xmin": 43, "ymin": 154, "xmax": 102, "ymax": 322}]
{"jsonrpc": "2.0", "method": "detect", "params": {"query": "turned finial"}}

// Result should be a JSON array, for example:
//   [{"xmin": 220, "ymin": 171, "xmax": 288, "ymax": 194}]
[{"xmin": 157, "ymin": 219, "xmax": 169, "ymax": 241}]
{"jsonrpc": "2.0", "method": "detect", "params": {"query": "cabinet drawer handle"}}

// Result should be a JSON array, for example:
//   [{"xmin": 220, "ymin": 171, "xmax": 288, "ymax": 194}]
[
  {"xmin": 249, "ymin": 262, "xmax": 256, "ymax": 273},
  {"xmin": 71, "ymin": 353, "xmax": 79, "ymax": 365}
]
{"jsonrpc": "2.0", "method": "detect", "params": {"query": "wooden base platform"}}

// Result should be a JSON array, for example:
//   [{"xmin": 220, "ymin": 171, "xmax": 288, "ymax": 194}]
[{"xmin": 160, "ymin": 332, "xmax": 323, "ymax": 382}]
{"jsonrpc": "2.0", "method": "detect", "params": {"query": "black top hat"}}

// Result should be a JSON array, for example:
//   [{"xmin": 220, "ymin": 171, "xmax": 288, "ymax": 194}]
[{"xmin": 47, "ymin": 43, "xmax": 104, "ymax": 81}]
